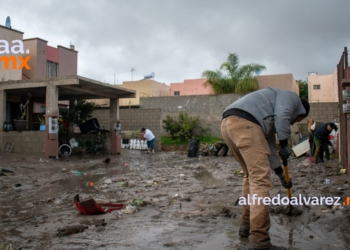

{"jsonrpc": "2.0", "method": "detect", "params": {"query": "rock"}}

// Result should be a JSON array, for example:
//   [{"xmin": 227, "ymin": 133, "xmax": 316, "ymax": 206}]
[{"xmin": 104, "ymin": 179, "xmax": 112, "ymax": 184}]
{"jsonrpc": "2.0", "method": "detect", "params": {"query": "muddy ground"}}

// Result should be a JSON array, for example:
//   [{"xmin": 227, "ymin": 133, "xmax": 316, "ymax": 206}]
[{"xmin": 0, "ymin": 149, "xmax": 350, "ymax": 250}]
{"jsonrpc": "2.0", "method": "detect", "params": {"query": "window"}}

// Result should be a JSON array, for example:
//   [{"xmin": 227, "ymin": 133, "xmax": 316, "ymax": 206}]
[
  {"xmin": 46, "ymin": 61, "xmax": 58, "ymax": 78},
  {"xmin": 313, "ymin": 85, "xmax": 321, "ymax": 90},
  {"xmin": 174, "ymin": 91, "xmax": 180, "ymax": 96}
]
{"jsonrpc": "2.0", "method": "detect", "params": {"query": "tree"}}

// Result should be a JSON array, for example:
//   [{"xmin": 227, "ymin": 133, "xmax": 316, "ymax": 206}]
[
  {"xmin": 201, "ymin": 53, "xmax": 266, "ymax": 94},
  {"xmin": 298, "ymin": 79, "xmax": 308, "ymax": 101}
]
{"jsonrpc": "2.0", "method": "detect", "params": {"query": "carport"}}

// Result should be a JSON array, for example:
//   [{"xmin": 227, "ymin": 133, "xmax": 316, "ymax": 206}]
[{"xmin": 0, "ymin": 75, "xmax": 135, "ymax": 156}]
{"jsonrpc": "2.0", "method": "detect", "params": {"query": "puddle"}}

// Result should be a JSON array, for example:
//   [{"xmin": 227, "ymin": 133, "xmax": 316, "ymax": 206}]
[{"xmin": 194, "ymin": 233, "xmax": 231, "ymax": 250}]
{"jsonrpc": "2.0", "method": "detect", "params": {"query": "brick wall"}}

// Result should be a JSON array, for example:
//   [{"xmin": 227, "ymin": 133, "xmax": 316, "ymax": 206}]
[{"xmin": 0, "ymin": 131, "xmax": 45, "ymax": 155}]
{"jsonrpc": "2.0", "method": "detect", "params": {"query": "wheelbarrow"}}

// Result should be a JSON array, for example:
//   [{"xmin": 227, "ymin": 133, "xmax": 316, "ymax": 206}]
[{"xmin": 74, "ymin": 194, "xmax": 124, "ymax": 215}]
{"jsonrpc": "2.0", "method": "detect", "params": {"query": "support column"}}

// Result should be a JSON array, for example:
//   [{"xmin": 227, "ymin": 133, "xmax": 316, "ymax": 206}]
[
  {"xmin": 110, "ymin": 98, "xmax": 121, "ymax": 154},
  {"xmin": 45, "ymin": 84, "xmax": 59, "ymax": 157}
]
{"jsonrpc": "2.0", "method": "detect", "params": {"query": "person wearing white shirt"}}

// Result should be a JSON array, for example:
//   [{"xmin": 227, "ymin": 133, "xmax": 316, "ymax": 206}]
[{"xmin": 140, "ymin": 128, "xmax": 155, "ymax": 154}]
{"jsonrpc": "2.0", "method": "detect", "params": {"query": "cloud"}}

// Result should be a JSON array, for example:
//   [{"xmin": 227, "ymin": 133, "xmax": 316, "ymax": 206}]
[{"xmin": 1, "ymin": 0, "xmax": 349, "ymax": 84}]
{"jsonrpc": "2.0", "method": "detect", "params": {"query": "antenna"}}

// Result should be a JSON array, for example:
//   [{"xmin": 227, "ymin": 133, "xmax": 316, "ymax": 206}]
[
  {"xmin": 131, "ymin": 67, "xmax": 136, "ymax": 81},
  {"xmin": 5, "ymin": 16, "xmax": 11, "ymax": 28}
]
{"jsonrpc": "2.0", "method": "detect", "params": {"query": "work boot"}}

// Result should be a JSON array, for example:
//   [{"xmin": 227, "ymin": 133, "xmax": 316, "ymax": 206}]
[
  {"xmin": 238, "ymin": 228, "xmax": 250, "ymax": 238},
  {"xmin": 248, "ymin": 245, "xmax": 287, "ymax": 250}
]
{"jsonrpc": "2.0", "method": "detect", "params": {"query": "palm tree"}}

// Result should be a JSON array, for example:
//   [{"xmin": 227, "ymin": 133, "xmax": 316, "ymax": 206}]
[{"xmin": 202, "ymin": 53, "xmax": 266, "ymax": 94}]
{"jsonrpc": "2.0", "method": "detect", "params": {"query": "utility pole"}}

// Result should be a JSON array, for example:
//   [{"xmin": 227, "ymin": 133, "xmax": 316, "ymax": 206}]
[
  {"xmin": 131, "ymin": 67, "xmax": 135, "ymax": 81},
  {"xmin": 114, "ymin": 74, "xmax": 115, "ymax": 85}
]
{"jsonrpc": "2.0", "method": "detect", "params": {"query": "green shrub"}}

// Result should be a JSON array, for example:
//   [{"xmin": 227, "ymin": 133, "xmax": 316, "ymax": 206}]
[{"xmin": 162, "ymin": 112, "xmax": 208, "ymax": 141}]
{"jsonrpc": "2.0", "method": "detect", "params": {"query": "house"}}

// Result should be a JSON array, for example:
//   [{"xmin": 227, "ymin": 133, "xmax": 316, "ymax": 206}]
[
  {"xmin": 169, "ymin": 78, "xmax": 211, "ymax": 96},
  {"xmin": 93, "ymin": 79, "xmax": 171, "ymax": 107},
  {"xmin": 0, "ymin": 23, "xmax": 135, "ymax": 157},
  {"xmin": 307, "ymin": 71, "xmax": 338, "ymax": 103}
]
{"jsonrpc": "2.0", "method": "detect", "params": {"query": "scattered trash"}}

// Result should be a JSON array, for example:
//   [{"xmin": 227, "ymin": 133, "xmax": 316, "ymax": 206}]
[
  {"xmin": 89, "ymin": 182, "xmax": 94, "ymax": 187},
  {"xmin": 71, "ymin": 170, "xmax": 82, "ymax": 175},
  {"xmin": 39, "ymin": 158, "xmax": 44, "ymax": 162},
  {"xmin": 73, "ymin": 194, "xmax": 124, "ymax": 215},
  {"xmin": 340, "ymin": 169, "xmax": 347, "ymax": 174},
  {"xmin": 104, "ymin": 179, "xmax": 112, "ymax": 184},
  {"xmin": 57, "ymin": 224, "xmax": 88, "ymax": 237},
  {"xmin": 131, "ymin": 198, "xmax": 144, "ymax": 206},
  {"xmin": 308, "ymin": 157, "xmax": 315, "ymax": 163},
  {"xmin": 124, "ymin": 162, "xmax": 129, "ymax": 167},
  {"xmin": 122, "ymin": 204, "xmax": 137, "ymax": 214},
  {"xmin": 153, "ymin": 180, "xmax": 158, "ymax": 185},
  {"xmin": 69, "ymin": 138, "xmax": 79, "ymax": 148},
  {"xmin": 13, "ymin": 184, "xmax": 22, "ymax": 188},
  {"xmin": 324, "ymin": 178, "xmax": 331, "ymax": 184},
  {"xmin": 179, "ymin": 174, "xmax": 185, "ymax": 178},
  {"xmin": 175, "ymin": 194, "xmax": 184, "ymax": 198}
]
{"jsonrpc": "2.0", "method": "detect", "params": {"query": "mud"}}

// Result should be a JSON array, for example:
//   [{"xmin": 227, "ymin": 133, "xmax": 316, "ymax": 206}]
[{"xmin": 0, "ymin": 150, "xmax": 349, "ymax": 249}]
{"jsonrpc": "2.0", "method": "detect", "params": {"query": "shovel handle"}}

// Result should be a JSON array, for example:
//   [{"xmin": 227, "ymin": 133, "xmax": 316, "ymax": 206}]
[{"xmin": 283, "ymin": 165, "xmax": 292, "ymax": 199}]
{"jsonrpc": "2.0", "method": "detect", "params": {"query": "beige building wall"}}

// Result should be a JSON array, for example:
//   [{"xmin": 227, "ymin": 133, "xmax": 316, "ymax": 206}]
[
  {"xmin": 0, "ymin": 25, "xmax": 24, "ymax": 81},
  {"xmin": 93, "ymin": 80, "xmax": 170, "ymax": 107},
  {"xmin": 256, "ymin": 74, "xmax": 299, "ymax": 95},
  {"xmin": 308, "ymin": 71, "xmax": 338, "ymax": 103}
]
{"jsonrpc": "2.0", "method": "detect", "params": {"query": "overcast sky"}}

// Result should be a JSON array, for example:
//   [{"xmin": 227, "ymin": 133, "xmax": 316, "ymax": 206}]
[{"xmin": 1, "ymin": 0, "xmax": 349, "ymax": 85}]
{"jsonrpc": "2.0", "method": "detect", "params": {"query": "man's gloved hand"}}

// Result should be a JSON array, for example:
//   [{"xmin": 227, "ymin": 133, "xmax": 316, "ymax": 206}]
[
  {"xmin": 273, "ymin": 166, "xmax": 293, "ymax": 189},
  {"xmin": 279, "ymin": 174, "xmax": 293, "ymax": 189},
  {"xmin": 279, "ymin": 147, "xmax": 292, "ymax": 161}
]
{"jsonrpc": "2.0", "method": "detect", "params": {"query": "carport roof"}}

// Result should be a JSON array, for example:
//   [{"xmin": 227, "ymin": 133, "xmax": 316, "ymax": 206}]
[{"xmin": 0, "ymin": 75, "xmax": 136, "ymax": 100}]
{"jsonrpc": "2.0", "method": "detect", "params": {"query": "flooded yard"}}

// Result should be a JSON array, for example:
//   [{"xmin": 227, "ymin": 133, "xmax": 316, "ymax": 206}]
[{"xmin": 0, "ymin": 149, "xmax": 349, "ymax": 249}]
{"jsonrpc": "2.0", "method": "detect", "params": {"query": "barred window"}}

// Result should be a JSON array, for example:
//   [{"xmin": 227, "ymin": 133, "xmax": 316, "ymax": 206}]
[
  {"xmin": 174, "ymin": 91, "xmax": 180, "ymax": 96},
  {"xmin": 313, "ymin": 85, "xmax": 321, "ymax": 90}
]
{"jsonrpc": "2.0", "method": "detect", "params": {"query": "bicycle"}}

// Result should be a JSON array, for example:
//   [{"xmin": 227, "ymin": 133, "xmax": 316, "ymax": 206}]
[{"xmin": 85, "ymin": 129, "xmax": 110, "ymax": 155}]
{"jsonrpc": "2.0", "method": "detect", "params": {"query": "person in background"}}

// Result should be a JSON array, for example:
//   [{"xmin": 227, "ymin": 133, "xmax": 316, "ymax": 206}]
[
  {"xmin": 307, "ymin": 118, "xmax": 324, "ymax": 162},
  {"xmin": 140, "ymin": 127, "xmax": 155, "ymax": 154},
  {"xmin": 313, "ymin": 122, "xmax": 338, "ymax": 163}
]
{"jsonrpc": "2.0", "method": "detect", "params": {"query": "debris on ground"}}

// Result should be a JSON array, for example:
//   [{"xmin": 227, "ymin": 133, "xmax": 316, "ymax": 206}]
[{"xmin": 57, "ymin": 224, "xmax": 88, "ymax": 237}]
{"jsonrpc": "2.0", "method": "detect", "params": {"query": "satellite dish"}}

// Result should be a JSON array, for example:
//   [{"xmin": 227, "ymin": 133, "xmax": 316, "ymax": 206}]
[
  {"xmin": 5, "ymin": 16, "xmax": 11, "ymax": 28},
  {"xmin": 143, "ymin": 72, "xmax": 155, "ymax": 79}
]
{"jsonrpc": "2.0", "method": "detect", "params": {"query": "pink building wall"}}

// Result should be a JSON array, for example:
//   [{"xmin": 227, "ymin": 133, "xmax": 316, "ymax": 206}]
[
  {"xmin": 170, "ymin": 78, "xmax": 212, "ymax": 96},
  {"xmin": 46, "ymin": 46, "xmax": 59, "ymax": 63}
]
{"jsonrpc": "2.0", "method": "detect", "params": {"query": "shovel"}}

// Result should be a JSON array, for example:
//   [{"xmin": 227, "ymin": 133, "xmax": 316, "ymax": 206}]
[{"xmin": 282, "ymin": 158, "xmax": 293, "ymax": 216}]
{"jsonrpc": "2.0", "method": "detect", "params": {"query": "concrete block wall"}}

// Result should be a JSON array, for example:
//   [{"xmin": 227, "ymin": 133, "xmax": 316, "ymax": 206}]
[
  {"xmin": 0, "ymin": 131, "xmax": 45, "ymax": 155},
  {"xmin": 92, "ymin": 108, "xmax": 162, "ymax": 151},
  {"xmin": 140, "ymin": 95, "xmax": 339, "ymax": 144},
  {"xmin": 140, "ymin": 94, "xmax": 243, "ymax": 138}
]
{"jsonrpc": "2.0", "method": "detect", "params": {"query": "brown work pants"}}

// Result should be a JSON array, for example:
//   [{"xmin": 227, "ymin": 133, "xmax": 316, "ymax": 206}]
[{"xmin": 221, "ymin": 116, "xmax": 272, "ymax": 249}]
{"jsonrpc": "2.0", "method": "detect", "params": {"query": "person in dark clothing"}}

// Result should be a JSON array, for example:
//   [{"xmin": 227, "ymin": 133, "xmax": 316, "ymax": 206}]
[
  {"xmin": 307, "ymin": 118, "xmax": 324, "ymax": 161},
  {"xmin": 313, "ymin": 123, "xmax": 338, "ymax": 163}
]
